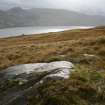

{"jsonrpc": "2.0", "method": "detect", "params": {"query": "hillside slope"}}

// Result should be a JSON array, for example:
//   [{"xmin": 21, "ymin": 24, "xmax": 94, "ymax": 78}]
[
  {"xmin": 0, "ymin": 26, "xmax": 105, "ymax": 105},
  {"xmin": 0, "ymin": 7, "xmax": 105, "ymax": 28},
  {"xmin": 0, "ymin": 26, "xmax": 105, "ymax": 70}
]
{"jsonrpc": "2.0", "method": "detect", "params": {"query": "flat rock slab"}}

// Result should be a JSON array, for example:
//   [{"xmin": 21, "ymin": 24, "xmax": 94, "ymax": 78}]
[
  {"xmin": 0, "ymin": 61, "xmax": 74, "ymax": 105},
  {"xmin": 1, "ymin": 61, "xmax": 74, "ymax": 79}
]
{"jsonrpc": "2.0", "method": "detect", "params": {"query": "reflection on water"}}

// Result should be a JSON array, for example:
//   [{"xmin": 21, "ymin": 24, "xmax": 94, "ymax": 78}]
[{"xmin": 0, "ymin": 26, "xmax": 93, "ymax": 38}]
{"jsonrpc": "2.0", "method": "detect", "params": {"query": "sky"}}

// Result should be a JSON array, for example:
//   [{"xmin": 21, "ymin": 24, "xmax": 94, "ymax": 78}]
[{"xmin": 0, "ymin": 0, "xmax": 105, "ymax": 15}]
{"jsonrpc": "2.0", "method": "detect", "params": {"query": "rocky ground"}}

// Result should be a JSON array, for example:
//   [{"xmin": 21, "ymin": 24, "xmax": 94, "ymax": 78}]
[
  {"xmin": 1, "ymin": 62, "xmax": 105, "ymax": 105},
  {"xmin": 0, "ymin": 61, "xmax": 73, "ymax": 105}
]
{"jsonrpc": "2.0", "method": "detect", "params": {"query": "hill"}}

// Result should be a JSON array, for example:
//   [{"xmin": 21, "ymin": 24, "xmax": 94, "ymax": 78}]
[{"xmin": 0, "ymin": 7, "xmax": 105, "ymax": 28}]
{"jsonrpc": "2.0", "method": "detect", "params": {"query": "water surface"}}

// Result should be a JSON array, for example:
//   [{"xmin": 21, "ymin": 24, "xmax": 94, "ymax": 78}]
[{"xmin": 0, "ymin": 26, "xmax": 93, "ymax": 38}]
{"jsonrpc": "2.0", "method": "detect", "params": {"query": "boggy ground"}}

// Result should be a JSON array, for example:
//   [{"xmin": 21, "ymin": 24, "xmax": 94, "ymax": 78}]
[
  {"xmin": 0, "ymin": 26, "xmax": 105, "ymax": 70},
  {"xmin": 0, "ymin": 26, "xmax": 105, "ymax": 105}
]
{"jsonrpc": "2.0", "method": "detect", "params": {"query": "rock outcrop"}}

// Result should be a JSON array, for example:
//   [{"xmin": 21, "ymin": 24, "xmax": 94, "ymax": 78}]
[
  {"xmin": 2, "ymin": 61, "xmax": 74, "ymax": 79},
  {"xmin": 0, "ymin": 61, "xmax": 74, "ymax": 105}
]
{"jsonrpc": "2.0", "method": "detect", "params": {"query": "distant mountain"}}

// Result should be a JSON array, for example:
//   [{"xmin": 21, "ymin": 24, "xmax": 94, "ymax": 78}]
[{"xmin": 0, "ymin": 7, "xmax": 105, "ymax": 29}]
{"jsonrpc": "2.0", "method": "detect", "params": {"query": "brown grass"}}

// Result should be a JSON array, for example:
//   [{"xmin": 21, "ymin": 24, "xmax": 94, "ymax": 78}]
[{"xmin": 0, "ymin": 27, "xmax": 105, "ymax": 70}]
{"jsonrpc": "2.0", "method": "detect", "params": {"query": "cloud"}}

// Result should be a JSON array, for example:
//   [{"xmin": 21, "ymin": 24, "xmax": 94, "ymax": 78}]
[{"xmin": 0, "ymin": 0, "xmax": 105, "ymax": 15}]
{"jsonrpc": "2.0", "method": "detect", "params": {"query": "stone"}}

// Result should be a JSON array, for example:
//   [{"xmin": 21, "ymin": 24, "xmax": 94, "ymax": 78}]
[{"xmin": 1, "ymin": 61, "xmax": 74, "ymax": 79}]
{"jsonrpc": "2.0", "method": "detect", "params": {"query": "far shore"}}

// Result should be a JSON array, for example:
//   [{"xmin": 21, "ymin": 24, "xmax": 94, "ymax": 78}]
[{"xmin": 0, "ymin": 26, "xmax": 94, "ymax": 38}]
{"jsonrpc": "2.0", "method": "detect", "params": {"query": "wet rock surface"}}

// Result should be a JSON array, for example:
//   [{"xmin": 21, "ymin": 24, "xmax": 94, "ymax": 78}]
[{"xmin": 0, "ymin": 61, "xmax": 74, "ymax": 105}]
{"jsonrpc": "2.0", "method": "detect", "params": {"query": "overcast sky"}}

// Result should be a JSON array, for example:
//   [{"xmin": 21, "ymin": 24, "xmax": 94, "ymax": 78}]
[{"xmin": 0, "ymin": 0, "xmax": 105, "ymax": 15}]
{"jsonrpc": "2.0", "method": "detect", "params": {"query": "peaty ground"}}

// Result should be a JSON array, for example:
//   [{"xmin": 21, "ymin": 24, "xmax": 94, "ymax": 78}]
[{"xmin": 0, "ymin": 26, "xmax": 105, "ymax": 70}]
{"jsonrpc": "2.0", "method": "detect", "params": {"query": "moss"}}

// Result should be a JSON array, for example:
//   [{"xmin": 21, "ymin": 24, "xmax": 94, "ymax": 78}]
[
  {"xmin": 0, "ymin": 79, "xmax": 19, "ymax": 92},
  {"xmin": 45, "ymin": 55, "xmax": 66, "ymax": 62},
  {"xmin": 27, "ymin": 65, "xmax": 105, "ymax": 105}
]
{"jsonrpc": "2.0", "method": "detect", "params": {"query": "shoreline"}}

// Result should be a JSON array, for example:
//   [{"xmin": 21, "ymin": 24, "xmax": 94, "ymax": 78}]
[{"xmin": 0, "ymin": 26, "xmax": 94, "ymax": 39}]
